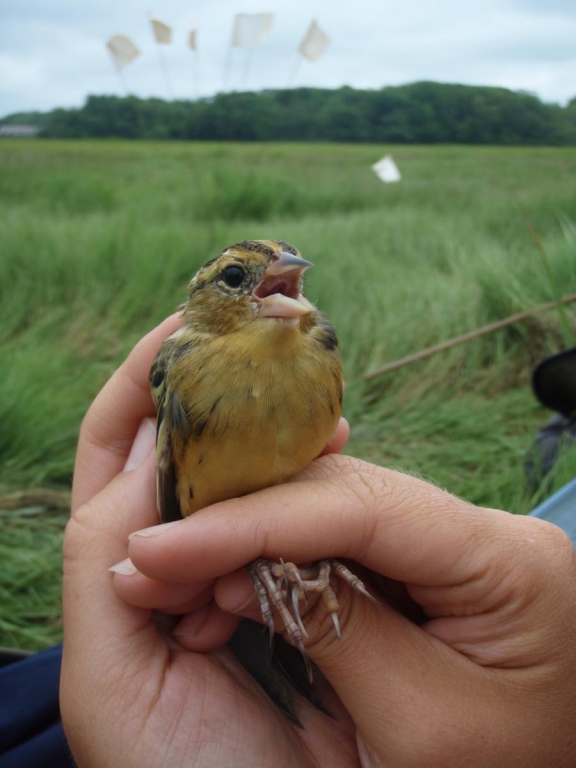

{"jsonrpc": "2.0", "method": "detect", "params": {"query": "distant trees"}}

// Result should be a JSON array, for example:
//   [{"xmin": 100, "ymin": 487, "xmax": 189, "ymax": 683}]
[{"xmin": 5, "ymin": 83, "xmax": 575, "ymax": 145}]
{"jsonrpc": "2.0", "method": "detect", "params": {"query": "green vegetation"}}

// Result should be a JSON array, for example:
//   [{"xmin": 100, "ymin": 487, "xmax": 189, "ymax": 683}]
[
  {"xmin": 0, "ymin": 110, "xmax": 49, "ymax": 127},
  {"xmin": 1, "ymin": 139, "xmax": 576, "ymax": 650},
  {"xmin": 3, "ymin": 83, "xmax": 576, "ymax": 144}
]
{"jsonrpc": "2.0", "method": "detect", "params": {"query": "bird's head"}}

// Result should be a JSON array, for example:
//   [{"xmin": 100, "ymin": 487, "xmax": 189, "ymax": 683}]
[{"xmin": 183, "ymin": 240, "xmax": 317, "ymax": 336}]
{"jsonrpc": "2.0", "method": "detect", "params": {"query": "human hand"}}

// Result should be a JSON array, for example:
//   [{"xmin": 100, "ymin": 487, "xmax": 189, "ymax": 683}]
[
  {"xmin": 123, "ymin": 449, "xmax": 576, "ymax": 767},
  {"xmin": 60, "ymin": 315, "xmax": 356, "ymax": 768}
]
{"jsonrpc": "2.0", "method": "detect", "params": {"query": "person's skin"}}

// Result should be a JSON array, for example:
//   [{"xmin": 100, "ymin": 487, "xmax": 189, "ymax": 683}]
[{"xmin": 61, "ymin": 317, "xmax": 576, "ymax": 768}]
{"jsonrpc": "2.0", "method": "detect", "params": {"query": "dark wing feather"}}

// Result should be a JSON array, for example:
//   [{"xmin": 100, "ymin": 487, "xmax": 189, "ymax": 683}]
[
  {"xmin": 150, "ymin": 332, "xmax": 187, "ymax": 524},
  {"xmin": 229, "ymin": 620, "xmax": 332, "ymax": 725}
]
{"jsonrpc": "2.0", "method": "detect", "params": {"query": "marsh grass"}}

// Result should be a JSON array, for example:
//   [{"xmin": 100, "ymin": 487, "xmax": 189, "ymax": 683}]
[{"xmin": 1, "ymin": 139, "xmax": 576, "ymax": 649}]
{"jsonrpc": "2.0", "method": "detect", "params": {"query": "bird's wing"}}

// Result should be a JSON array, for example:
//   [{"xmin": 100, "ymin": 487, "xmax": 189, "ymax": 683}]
[
  {"xmin": 150, "ymin": 331, "xmax": 189, "ymax": 524},
  {"xmin": 230, "ymin": 619, "xmax": 330, "ymax": 724}
]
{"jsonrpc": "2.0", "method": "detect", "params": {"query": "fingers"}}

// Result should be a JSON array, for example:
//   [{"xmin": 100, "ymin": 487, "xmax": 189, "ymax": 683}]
[
  {"xmin": 112, "ymin": 572, "xmax": 214, "ymax": 614},
  {"xmin": 171, "ymin": 603, "xmax": 241, "ymax": 653},
  {"xmin": 72, "ymin": 313, "xmax": 183, "ymax": 511},
  {"xmin": 126, "ymin": 455, "xmax": 506, "ymax": 589},
  {"xmin": 126, "ymin": 453, "xmax": 574, "ymax": 668},
  {"xmin": 111, "ymin": 562, "xmax": 243, "ymax": 651}
]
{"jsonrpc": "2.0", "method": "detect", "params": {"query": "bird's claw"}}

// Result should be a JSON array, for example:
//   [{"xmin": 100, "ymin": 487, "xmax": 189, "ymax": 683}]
[{"xmin": 246, "ymin": 557, "xmax": 377, "ymax": 680}]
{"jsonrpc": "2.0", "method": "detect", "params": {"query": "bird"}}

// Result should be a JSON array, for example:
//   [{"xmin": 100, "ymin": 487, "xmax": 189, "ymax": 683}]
[{"xmin": 149, "ymin": 239, "xmax": 376, "ymax": 720}]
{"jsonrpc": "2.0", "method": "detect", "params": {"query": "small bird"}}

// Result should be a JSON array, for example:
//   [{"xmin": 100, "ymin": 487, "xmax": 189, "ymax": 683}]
[{"xmin": 150, "ymin": 239, "xmax": 375, "ymax": 718}]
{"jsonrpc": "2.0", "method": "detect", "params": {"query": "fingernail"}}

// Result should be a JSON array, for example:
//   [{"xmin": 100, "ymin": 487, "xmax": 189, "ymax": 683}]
[
  {"xmin": 128, "ymin": 519, "xmax": 183, "ymax": 540},
  {"xmin": 109, "ymin": 557, "xmax": 139, "ymax": 576},
  {"xmin": 171, "ymin": 605, "xmax": 210, "ymax": 638},
  {"xmin": 123, "ymin": 418, "xmax": 156, "ymax": 472},
  {"xmin": 229, "ymin": 589, "xmax": 258, "ymax": 614}
]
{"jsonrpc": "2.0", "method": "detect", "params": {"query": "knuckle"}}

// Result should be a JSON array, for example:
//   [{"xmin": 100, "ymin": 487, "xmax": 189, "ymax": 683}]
[
  {"xmin": 515, "ymin": 514, "xmax": 576, "ymax": 572},
  {"xmin": 478, "ymin": 514, "xmax": 576, "ymax": 615},
  {"xmin": 77, "ymin": 411, "xmax": 99, "ymax": 451},
  {"xmin": 63, "ymin": 492, "xmax": 123, "ymax": 566},
  {"xmin": 62, "ymin": 505, "xmax": 97, "ymax": 562},
  {"xmin": 79, "ymin": 410, "xmax": 132, "ymax": 461},
  {"xmin": 536, "ymin": 518, "xmax": 575, "ymax": 558}
]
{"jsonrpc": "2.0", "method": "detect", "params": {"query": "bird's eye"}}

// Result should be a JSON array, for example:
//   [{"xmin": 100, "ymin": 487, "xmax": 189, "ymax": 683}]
[{"xmin": 221, "ymin": 265, "xmax": 245, "ymax": 288}]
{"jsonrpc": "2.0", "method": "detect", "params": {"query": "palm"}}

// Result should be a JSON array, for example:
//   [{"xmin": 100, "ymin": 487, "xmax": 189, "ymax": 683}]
[{"xmin": 121, "ymin": 632, "xmax": 358, "ymax": 766}]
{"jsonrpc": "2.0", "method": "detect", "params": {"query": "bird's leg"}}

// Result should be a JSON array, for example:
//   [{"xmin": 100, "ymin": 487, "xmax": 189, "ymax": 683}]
[
  {"xmin": 247, "ymin": 561, "xmax": 275, "ymax": 641},
  {"xmin": 274, "ymin": 560, "xmax": 309, "ymax": 638},
  {"xmin": 280, "ymin": 560, "xmax": 342, "ymax": 638},
  {"xmin": 329, "ymin": 559, "xmax": 381, "ymax": 607},
  {"xmin": 247, "ymin": 558, "xmax": 311, "ymax": 679},
  {"xmin": 246, "ymin": 557, "xmax": 379, "ymax": 676}
]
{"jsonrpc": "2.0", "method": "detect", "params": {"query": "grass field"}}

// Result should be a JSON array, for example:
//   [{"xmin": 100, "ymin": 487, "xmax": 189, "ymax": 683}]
[{"xmin": 1, "ymin": 138, "xmax": 576, "ymax": 651}]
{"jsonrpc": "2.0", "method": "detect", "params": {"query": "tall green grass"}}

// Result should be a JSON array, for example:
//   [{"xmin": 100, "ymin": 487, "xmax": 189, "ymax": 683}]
[{"xmin": 1, "ymin": 139, "xmax": 576, "ymax": 649}]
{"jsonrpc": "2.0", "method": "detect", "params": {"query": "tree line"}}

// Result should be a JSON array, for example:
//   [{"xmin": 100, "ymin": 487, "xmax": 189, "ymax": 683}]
[{"xmin": 5, "ymin": 82, "xmax": 576, "ymax": 144}]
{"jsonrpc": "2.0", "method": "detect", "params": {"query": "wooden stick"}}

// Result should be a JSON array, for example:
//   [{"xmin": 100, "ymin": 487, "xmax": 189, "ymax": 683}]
[{"xmin": 363, "ymin": 292, "xmax": 576, "ymax": 381}]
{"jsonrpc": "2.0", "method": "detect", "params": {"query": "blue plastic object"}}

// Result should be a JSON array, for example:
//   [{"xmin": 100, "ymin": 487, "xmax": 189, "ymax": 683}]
[{"xmin": 529, "ymin": 478, "xmax": 576, "ymax": 545}]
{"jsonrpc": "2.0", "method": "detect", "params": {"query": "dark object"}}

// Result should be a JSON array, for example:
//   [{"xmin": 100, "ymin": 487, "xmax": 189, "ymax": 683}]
[
  {"xmin": 525, "ymin": 414, "xmax": 576, "ymax": 491},
  {"xmin": 532, "ymin": 347, "xmax": 576, "ymax": 417},
  {"xmin": 230, "ymin": 619, "xmax": 330, "ymax": 724},
  {"xmin": 0, "ymin": 644, "xmax": 74, "ymax": 768},
  {"xmin": 525, "ymin": 348, "xmax": 576, "ymax": 491}
]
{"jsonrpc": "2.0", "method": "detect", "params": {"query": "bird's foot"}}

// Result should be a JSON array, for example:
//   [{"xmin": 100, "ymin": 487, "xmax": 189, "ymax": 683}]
[{"xmin": 246, "ymin": 558, "xmax": 379, "ymax": 681}]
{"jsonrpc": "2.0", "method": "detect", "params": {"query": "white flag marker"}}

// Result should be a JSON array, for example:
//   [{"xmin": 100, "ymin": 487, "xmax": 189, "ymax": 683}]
[
  {"xmin": 231, "ymin": 13, "xmax": 274, "ymax": 49},
  {"xmin": 299, "ymin": 20, "xmax": 330, "ymax": 62},
  {"xmin": 372, "ymin": 155, "xmax": 402, "ymax": 183},
  {"xmin": 150, "ymin": 16, "xmax": 172, "ymax": 44},
  {"xmin": 106, "ymin": 35, "xmax": 141, "ymax": 72}
]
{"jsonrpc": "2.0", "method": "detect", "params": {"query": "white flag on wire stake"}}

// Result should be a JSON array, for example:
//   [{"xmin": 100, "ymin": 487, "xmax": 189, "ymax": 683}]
[
  {"xmin": 372, "ymin": 155, "xmax": 401, "ymax": 183},
  {"xmin": 231, "ymin": 13, "xmax": 274, "ymax": 49},
  {"xmin": 299, "ymin": 20, "xmax": 330, "ymax": 62},
  {"xmin": 106, "ymin": 35, "xmax": 140, "ymax": 71},
  {"xmin": 225, "ymin": 13, "xmax": 274, "ymax": 90},
  {"xmin": 289, "ymin": 19, "xmax": 330, "ymax": 85},
  {"xmin": 188, "ymin": 24, "xmax": 200, "ymax": 97},
  {"xmin": 149, "ymin": 15, "xmax": 172, "ymax": 44},
  {"xmin": 148, "ymin": 12, "xmax": 173, "ymax": 98}
]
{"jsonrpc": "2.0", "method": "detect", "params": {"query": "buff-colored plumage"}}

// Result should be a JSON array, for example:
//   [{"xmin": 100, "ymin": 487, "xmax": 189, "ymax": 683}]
[
  {"xmin": 150, "ymin": 239, "xmax": 343, "ymax": 524},
  {"xmin": 150, "ymin": 240, "xmax": 376, "ymax": 721}
]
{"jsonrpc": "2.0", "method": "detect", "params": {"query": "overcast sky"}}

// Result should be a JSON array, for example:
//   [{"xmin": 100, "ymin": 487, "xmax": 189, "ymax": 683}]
[{"xmin": 1, "ymin": 0, "xmax": 576, "ymax": 117}]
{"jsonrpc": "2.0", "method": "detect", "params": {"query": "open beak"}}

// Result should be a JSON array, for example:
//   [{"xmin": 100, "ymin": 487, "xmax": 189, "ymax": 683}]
[{"xmin": 254, "ymin": 251, "xmax": 315, "ymax": 319}]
